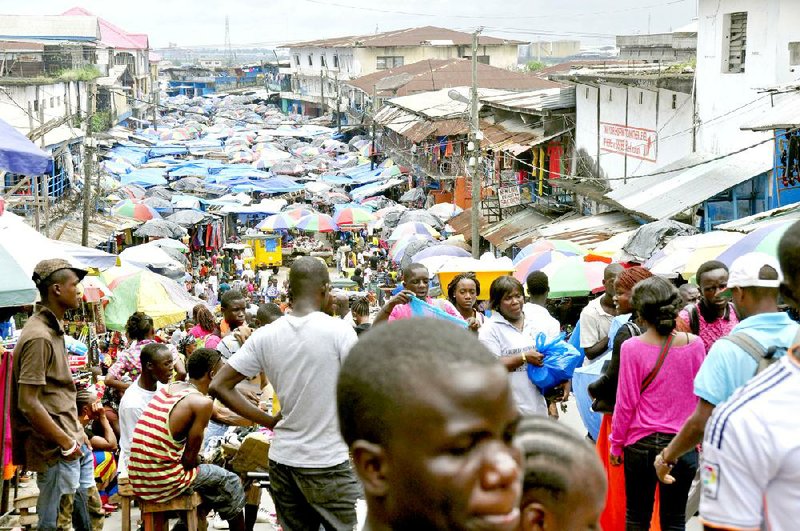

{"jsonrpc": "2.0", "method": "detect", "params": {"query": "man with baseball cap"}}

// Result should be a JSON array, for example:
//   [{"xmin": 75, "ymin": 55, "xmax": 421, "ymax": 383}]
[
  {"xmin": 10, "ymin": 259, "xmax": 91, "ymax": 531},
  {"xmin": 655, "ymin": 252, "xmax": 798, "ymax": 486}
]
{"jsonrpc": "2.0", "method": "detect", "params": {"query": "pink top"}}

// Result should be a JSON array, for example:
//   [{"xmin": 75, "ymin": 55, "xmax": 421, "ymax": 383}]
[
  {"xmin": 188, "ymin": 324, "xmax": 221, "ymax": 350},
  {"xmin": 678, "ymin": 304, "xmax": 738, "ymax": 353},
  {"xmin": 610, "ymin": 334, "xmax": 705, "ymax": 456},
  {"xmin": 388, "ymin": 297, "xmax": 462, "ymax": 321}
]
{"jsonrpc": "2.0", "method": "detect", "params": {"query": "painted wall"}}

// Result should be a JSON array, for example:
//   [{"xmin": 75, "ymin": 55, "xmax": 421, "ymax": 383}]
[
  {"xmin": 0, "ymin": 81, "xmax": 87, "ymax": 146},
  {"xmin": 353, "ymin": 44, "xmax": 518, "ymax": 75},
  {"xmin": 696, "ymin": 0, "xmax": 800, "ymax": 154},
  {"xmin": 574, "ymin": 82, "xmax": 694, "ymax": 190}
]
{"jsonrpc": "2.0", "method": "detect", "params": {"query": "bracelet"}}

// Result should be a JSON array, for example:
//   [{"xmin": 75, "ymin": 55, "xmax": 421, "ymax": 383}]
[
  {"xmin": 60, "ymin": 440, "xmax": 78, "ymax": 456},
  {"xmin": 657, "ymin": 451, "xmax": 675, "ymax": 468},
  {"xmin": 520, "ymin": 352, "xmax": 526, "ymax": 365}
]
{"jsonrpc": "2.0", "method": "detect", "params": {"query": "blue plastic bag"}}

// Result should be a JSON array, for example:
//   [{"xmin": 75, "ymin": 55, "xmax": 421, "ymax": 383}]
[
  {"xmin": 526, "ymin": 332, "xmax": 582, "ymax": 394},
  {"xmin": 408, "ymin": 295, "xmax": 468, "ymax": 327}
]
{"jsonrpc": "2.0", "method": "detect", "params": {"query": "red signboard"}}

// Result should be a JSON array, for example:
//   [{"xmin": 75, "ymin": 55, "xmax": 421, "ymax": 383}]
[{"xmin": 599, "ymin": 122, "xmax": 657, "ymax": 162}]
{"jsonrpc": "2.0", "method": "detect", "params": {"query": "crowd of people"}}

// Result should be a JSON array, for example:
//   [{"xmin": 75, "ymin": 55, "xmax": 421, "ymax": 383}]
[{"xmin": 7, "ymin": 216, "xmax": 800, "ymax": 531}]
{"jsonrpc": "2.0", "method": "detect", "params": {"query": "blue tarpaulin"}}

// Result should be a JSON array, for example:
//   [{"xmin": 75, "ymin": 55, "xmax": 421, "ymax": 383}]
[
  {"xmin": 119, "ymin": 168, "xmax": 168, "ymax": 187},
  {"xmin": 0, "ymin": 117, "xmax": 53, "ymax": 175}
]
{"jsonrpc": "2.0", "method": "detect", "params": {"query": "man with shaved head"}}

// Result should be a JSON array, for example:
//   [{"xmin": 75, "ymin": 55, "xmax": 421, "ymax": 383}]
[{"xmin": 211, "ymin": 257, "xmax": 361, "ymax": 531}]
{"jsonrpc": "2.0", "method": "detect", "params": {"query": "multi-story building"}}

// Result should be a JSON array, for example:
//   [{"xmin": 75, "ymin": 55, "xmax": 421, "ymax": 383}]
[{"xmin": 280, "ymin": 26, "xmax": 523, "ymax": 116}]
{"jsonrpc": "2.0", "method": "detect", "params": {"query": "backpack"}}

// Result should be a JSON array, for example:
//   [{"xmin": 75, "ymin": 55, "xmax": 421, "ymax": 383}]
[{"xmin": 718, "ymin": 332, "xmax": 780, "ymax": 375}]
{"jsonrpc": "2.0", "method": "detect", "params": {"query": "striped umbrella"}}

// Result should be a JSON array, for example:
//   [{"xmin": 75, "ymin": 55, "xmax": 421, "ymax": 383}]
[
  {"xmin": 390, "ymin": 234, "xmax": 435, "ymax": 263},
  {"xmin": 283, "ymin": 207, "xmax": 317, "ymax": 220},
  {"xmin": 388, "ymin": 222, "xmax": 440, "ymax": 242},
  {"xmin": 112, "ymin": 199, "xmax": 161, "ymax": 221},
  {"xmin": 540, "ymin": 256, "xmax": 607, "ymax": 298},
  {"xmin": 716, "ymin": 220, "xmax": 793, "ymax": 267},
  {"xmin": 333, "ymin": 207, "xmax": 375, "ymax": 225},
  {"xmin": 256, "ymin": 213, "xmax": 296, "ymax": 231},
  {"xmin": 295, "ymin": 213, "xmax": 339, "ymax": 233},
  {"xmin": 513, "ymin": 239, "xmax": 587, "ymax": 265},
  {"xmin": 412, "ymin": 244, "xmax": 471, "ymax": 262},
  {"xmin": 513, "ymin": 251, "xmax": 574, "ymax": 282}
]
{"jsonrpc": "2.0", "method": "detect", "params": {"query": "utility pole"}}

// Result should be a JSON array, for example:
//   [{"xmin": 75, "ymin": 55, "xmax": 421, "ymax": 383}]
[
  {"xmin": 81, "ymin": 82, "xmax": 95, "ymax": 247},
  {"xmin": 469, "ymin": 28, "xmax": 482, "ymax": 259},
  {"xmin": 320, "ymin": 69, "xmax": 325, "ymax": 118},
  {"xmin": 336, "ymin": 71, "xmax": 341, "ymax": 135}
]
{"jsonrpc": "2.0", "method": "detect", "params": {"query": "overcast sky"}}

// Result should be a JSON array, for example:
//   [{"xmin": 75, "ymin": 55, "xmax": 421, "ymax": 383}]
[{"xmin": 1, "ymin": 0, "xmax": 697, "ymax": 48}]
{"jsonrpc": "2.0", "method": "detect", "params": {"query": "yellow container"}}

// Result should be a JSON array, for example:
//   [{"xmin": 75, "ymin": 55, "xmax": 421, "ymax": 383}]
[{"xmin": 436, "ymin": 270, "xmax": 514, "ymax": 300}]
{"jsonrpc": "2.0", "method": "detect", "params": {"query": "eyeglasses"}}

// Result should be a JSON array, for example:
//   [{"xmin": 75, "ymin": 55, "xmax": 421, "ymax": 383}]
[{"xmin": 780, "ymin": 282, "xmax": 800, "ymax": 310}]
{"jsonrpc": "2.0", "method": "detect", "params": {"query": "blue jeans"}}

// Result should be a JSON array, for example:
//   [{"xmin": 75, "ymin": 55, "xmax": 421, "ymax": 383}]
[
  {"xmin": 190, "ymin": 464, "xmax": 245, "ymax": 521},
  {"xmin": 38, "ymin": 444, "xmax": 92, "ymax": 531},
  {"xmin": 268, "ymin": 459, "xmax": 362, "ymax": 531},
  {"xmin": 623, "ymin": 433, "xmax": 698, "ymax": 531}
]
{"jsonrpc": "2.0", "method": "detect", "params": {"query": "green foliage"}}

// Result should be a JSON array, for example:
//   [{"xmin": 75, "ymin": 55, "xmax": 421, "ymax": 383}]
[
  {"xmin": 525, "ymin": 60, "xmax": 546, "ymax": 72},
  {"xmin": 56, "ymin": 65, "xmax": 102, "ymax": 82},
  {"xmin": 90, "ymin": 111, "xmax": 112, "ymax": 133},
  {"xmin": 665, "ymin": 57, "xmax": 697, "ymax": 73}
]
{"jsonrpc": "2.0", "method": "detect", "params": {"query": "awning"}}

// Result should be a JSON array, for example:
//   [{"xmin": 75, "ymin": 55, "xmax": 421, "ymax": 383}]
[
  {"xmin": 604, "ymin": 150, "xmax": 771, "ymax": 220},
  {"xmin": 525, "ymin": 211, "xmax": 640, "ymax": 249},
  {"xmin": 741, "ymin": 91, "xmax": 800, "ymax": 131},
  {"xmin": 717, "ymin": 202, "xmax": 800, "ymax": 233},
  {"xmin": 481, "ymin": 208, "xmax": 552, "ymax": 251}
]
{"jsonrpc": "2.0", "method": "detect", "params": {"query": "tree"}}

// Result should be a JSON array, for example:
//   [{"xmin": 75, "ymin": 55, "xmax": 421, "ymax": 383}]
[{"xmin": 525, "ymin": 60, "xmax": 546, "ymax": 72}]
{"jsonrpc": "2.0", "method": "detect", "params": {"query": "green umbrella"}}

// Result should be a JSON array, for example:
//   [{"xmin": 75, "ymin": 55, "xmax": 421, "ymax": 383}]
[{"xmin": 541, "ymin": 256, "xmax": 607, "ymax": 298}]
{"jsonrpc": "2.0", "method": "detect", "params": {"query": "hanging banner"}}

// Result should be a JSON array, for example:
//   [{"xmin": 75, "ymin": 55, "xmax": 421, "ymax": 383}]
[{"xmin": 599, "ymin": 122, "xmax": 658, "ymax": 162}]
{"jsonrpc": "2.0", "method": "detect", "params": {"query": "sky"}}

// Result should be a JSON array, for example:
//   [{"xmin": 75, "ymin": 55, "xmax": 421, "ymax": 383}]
[{"xmin": 0, "ymin": 0, "xmax": 698, "ymax": 49}]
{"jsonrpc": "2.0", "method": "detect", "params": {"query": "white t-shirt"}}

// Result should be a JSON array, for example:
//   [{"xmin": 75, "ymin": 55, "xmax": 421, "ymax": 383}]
[
  {"xmin": 117, "ymin": 378, "xmax": 161, "ymax": 476},
  {"xmin": 478, "ymin": 313, "xmax": 547, "ymax": 416},
  {"xmin": 227, "ymin": 312, "xmax": 358, "ymax": 468},
  {"xmin": 579, "ymin": 296, "xmax": 615, "ymax": 348},
  {"xmin": 523, "ymin": 303, "xmax": 561, "ymax": 342},
  {"xmin": 234, "ymin": 258, "xmax": 244, "ymax": 271},
  {"xmin": 700, "ymin": 355, "xmax": 800, "ymax": 531}
]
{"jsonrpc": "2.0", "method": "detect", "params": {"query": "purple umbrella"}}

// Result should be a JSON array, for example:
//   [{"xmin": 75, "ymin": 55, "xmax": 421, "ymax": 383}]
[{"xmin": 412, "ymin": 244, "xmax": 471, "ymax": 262}]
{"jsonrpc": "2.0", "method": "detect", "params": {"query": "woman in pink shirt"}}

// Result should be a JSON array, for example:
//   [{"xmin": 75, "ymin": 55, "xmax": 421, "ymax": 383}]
[{"xmin": 610, "ymin": 276, "xmax": 704, "ymax": 531}]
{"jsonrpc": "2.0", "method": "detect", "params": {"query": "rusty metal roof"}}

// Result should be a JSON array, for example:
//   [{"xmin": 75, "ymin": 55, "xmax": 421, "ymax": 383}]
[
  {"xmin": 346, "ymin": 58, "xmax": 564, "ymax": 97},
  {"xmin": 482, "ymin": 208, "xmax": 553, "ymax": 250},
  {"xmin": 283, "ymin": 26, "xmax": 523, "ymax": 49},
  {"xmin": 506, "ymin": 211, "xmax": 640, "ymax": 249},
  {"xmin": 449, "ymin": 207, "xmax": 488, "ymax": 243}
]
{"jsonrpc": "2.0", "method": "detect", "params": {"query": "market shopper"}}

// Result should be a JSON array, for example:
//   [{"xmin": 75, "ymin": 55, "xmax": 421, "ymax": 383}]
[
  {"xmin": 10, "ymin": 259, "xmax": 89, "ymax": 531},
  {"xmin": 516, "ymin": 416, "xmax": 606, "ymax": 531},
  {"xmin": 479, "ymin": 276, "xmax": 548, "ymax": 416},
  {"xmin": 609, "ymin": 276, "xmax": 705, "ymax": 530},
  {"xmin": 373, "ymin": 263, "xmax": 461, "ymax": 325},
  {"xmin": 447, "ymin": 272, "xmax": 485, "ymax": 327},
  {"xmin": 211, "ymin": 257, "xmax": 361, "ymax": 531},
  {"xmin": 678, "ymin": 283, "xmax": 700, "ymax": 306},
  {"xmin": 677, "ymin": 260, "xmax": 738, "ymax": 352},
  {"xmin": 579, "ymin": 263, "xmax": 624, "ymax": 361},
  {"xmin": 523, "ymin": 271, "xmax": 561, "ymax": 341},
  {"xmin": 128, "ymin": 348, "xmax": 246, "ymax": 531},
  {"xmin": 189, "ymin": 303, "xmax": 222, "ymax": 349},
  {"xmin": 337, "ymin": 318, "xmax": 522, "ymax": 531}
]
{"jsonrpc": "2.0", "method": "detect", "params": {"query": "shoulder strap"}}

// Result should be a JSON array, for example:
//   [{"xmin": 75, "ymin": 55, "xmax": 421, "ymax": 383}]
[
  {"xmin": 720, "ymin": 332, "xmax": 773, "ymax": 374},
  {"xmin": 641, "ymin": 334, "xmax": 674, "ymax": 393},
  {"xmin": 623, "ymin": 321, "xmax": 642, "ymax": 337}
]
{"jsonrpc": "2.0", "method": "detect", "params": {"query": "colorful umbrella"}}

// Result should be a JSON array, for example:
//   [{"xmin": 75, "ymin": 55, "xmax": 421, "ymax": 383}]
[
  {"xmin": 390, "ymin": 234, "xmax": 435, "ymax": 263},
  {"xmin": 283, "ymin": 207, "xmax": 317, "ymax": 220},
  {"xmin": 333, "ymin": 207, "xmax": 375, "ymax": 226},
  {"xmin": 645, "ymin": 231, "xmax": 743, "ymax": 280},
  {"xmin": 0, "ymin": 244, "xmax": 36, "ymax": 307},
  {"xmin": 102, "ymin": 268, "xmax": 199, "ymax": 331},
  {"xmin": 540, "ymin": 257, "xmax": 607, "ymax": 298},
  {"xmin": 513, "ymin": 251, "xmax": 574, "ymax": 282},
  {"xmin": 388, "ymin": 222, "xmax": 440, "ymax": 242},
  {"xmin": 427, "ymin": 202, "xmax": 463, "ymax": 220},
  {"xmin": 513, "ymin": 239, "xmax": 587, "ymax": 265},
  {"xmin": 411, "ymin": 244, "xmax": 471, "ymax": 262},
  {"xmin": 716, "ymin": 221, "xmax": 793, "ymax": 267},
  {"xmin": 295, "ymin": 213, "xmax": 339, "ymax": 233},
  {"xmin": 112, "ymin": 199, "xmax": 161, "ymax": 221},
  {"xmin": 256, "ymin": 213, "xmax": 296, "ymax": 231}
]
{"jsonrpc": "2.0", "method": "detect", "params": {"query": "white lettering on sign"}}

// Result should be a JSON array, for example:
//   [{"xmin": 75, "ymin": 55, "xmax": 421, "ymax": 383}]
[
  {"xmin": 599, "ymin": 122, "xmax": 658, "ymax": 162},
  {"xmin": 498, "ymin": 185, "xmax": 522, "ymax": 208}
]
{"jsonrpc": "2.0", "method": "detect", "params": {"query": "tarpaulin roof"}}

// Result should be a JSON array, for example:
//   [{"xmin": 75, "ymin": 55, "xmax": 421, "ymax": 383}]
[
  {"xmin": 351, "ymin": 178, "xmax": 405, "ymax": 201},
  {"xmin": 0, "ymin": 116, "xmax": 52, "ymax": 175},
  {"xmin": 119, "ymin": 168, "xmax": 168, "ymax": 187}
]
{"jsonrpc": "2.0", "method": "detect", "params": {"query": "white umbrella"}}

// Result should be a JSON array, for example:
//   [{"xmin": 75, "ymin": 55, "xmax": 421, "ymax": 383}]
[
  {"xmin": 149, "ymin": 239, "xmax": 189, "ymax": 253},
  {"xmin": 427, "ymin": 202, "xmax": 463, "ymax": 221},
  {"xmin": 120, "ymin": 244, "xmax": 183, "ymax": 270}
]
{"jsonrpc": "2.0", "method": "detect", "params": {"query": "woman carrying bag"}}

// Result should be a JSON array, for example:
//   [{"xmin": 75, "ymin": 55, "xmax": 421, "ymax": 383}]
[{"xmin": 610, "ymin": 276, "xmax": 704, "ymax": 531}]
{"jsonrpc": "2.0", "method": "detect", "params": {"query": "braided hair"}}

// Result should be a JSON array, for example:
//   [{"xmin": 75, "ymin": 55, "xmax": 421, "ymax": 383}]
[{"xmin": 632, "ymin": 276, "xmax": 683, "ymax": 336}]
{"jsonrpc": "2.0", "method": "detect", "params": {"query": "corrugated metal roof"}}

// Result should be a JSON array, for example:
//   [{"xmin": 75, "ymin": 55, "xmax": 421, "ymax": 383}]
[
  {"xmin": 346, "ymin": 59, "xmax": 564, "ymax": 97},
  {"xmin": 97, "ymin": 64, "xmax": 128, "ymax": 86},
  {"xmin": 604, "ymin": 150, "xmax": 771, "ymax": 220},
  {"xmin": 62, "ymin": 7, "xmax": 148, "ymax": 50},
  {"xmin": 449, "ymin": 207, "xmax": 488, "ymax": 243},
  {"xmin": 0, "ymin": 40, "xmax": 44, "ymax": 51},
  {"xmin": 527, "ymin": 211, "xmax": 640, "ymax": 248},
  {"xmin": 479, "ymin": 87, "xmax": 576, "ymax": 113},
  {"xmin": 717, "ymin": 203, "xmax": 800, "ymax": 233},
  {"xmin": 741, "ymin": 91, "xmax": 800, "ymax": 131},
  {"xmin": 283, "ymin": 26, "xmax": 523, "ymax": 49},
  {"xmin": 0, "ymin": 15, "xmax": 100, "ymax": 41},
  {"xmin": 482, "ymin": 208, "xmax": 552, "ymax": 250}
]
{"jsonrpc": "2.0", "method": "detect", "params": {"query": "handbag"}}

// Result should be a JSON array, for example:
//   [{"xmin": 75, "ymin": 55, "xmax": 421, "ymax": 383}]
[{"xmin": 640, "ymin": 333, "xmax": 675, "ymax": 393}]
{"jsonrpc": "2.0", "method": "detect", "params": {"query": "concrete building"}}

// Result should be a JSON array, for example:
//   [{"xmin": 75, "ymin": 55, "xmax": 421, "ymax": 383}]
[
  {"xmin": 617, "ymin": 22, "xmax": 697, "ymax": 63},
  {"xmin": 280, "ymin": 26, "xmax": 522, "ymax": 116},
  {"xmin": 519, "ymin": 40, "xmax": 582, "ymax": 63}
]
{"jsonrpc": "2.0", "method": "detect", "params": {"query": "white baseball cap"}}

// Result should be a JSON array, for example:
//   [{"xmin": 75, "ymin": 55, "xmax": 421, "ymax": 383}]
[{"xmin": 727, "ymin": 252, "xmax": 783, "ymax": 289}]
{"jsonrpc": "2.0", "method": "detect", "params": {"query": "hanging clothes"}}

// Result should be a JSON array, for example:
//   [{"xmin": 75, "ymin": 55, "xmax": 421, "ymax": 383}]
[
  {"xmin": 444, "ymin": 139, "xmax": 454, "ymax": 158},
  {"xmin": 548, "ymin": 143, "xmax": 563, "ymax": 179}
]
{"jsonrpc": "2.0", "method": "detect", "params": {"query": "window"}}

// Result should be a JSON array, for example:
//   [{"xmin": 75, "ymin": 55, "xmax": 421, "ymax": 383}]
[
  {"xmin": 790, "ymin": 42, "xmax": 800, "ymax": 66},
  {"xmin": 33, "ymin": 99, "xmax": 38, "ymax": 112},
  {"xmin": 50, "ymin": 97, "xmax": 54, "ymax": 107},
  {"xmin": 638, "ymin": 91, "xmax": 643, "ymax": 105},
  {"xmin": 608, "ymin": 89, "xmax": 613, "ymax": 102},
  {"xmin": 672, "ymin": 94, "xmax": 678, "ymax": 109},
  {"xmin": 376, "ymin": 56, "xmax": 404, "ymax": 70},
  {"xmin": 723, "ymin": 12, "xmax": 747, "ymax": 73},
  {"xmin": 294, "ymin": 54, "xmax": 300, "ymax": 66},
  {"xmin": 477, "ymin": 55, "xmax": 490, "ymax": 65},
  {"xmin": 57, "ymin": 96, "xmax": 61, "ymax": 107},
  {"xmin": 308, "ymin": 55, "xmax": 313, "ymax": 67},
  {"xmin": 320, "ymin": 55, "xmax": 326, "ymax": 67},
  {"xmin": 333, "ymin": 55, "xmax": 339, "ymax": 68},
  {"xmin": 585, "ymin": 87, "xmax": 589, "ymax": 99}
]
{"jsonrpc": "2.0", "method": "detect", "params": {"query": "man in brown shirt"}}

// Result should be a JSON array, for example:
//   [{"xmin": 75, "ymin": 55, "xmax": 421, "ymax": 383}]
[{"xmin": 11, "ymin": 259, "xmax": 88, "ymax": 531}]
